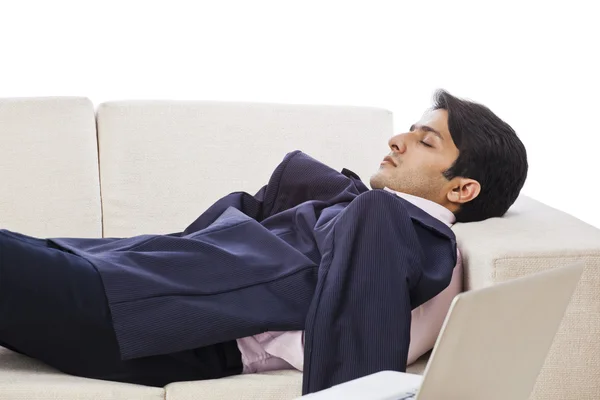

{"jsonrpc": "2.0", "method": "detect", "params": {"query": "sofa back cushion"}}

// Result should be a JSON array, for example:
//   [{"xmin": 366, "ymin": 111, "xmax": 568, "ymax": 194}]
[
  {"xmin": 0, "ymin": 97, "xmax": 102, "ymax": 237},
  {"xmin": 96, "ymin": 101, "xmax": 392, "ymax": 236}
]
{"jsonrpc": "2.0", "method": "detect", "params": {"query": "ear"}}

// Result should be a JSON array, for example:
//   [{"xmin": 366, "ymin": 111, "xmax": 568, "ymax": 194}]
[{"xmin": 446, "ymin": 178, "xmax": 481, "ymax": 205}]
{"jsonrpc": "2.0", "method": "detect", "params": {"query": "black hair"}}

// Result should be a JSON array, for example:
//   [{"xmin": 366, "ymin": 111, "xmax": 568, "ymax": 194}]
[{"xmin": 433, "ymin": 89, "xmax": 528, "ymax": 222}]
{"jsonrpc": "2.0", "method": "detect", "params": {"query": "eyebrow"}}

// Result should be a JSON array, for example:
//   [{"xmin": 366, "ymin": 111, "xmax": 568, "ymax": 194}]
[{"xmin": 410, "ymin": 124, "xmax": 444, "ymax": 141}]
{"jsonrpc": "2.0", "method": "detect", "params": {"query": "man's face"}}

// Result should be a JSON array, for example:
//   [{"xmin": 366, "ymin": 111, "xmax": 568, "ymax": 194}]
[{"xmin": 370, "ymin": 109, "xmax": 460, "ymax": 205}]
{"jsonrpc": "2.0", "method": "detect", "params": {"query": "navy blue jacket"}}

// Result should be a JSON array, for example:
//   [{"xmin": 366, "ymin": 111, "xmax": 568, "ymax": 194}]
[{"xmin": 50, "ymin": 150, "xmax": 457, "ymax": 393}]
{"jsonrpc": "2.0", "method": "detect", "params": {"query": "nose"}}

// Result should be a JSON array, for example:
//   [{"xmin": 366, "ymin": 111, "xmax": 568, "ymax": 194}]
[{"xmin": 388, "ymin": 133, "xmax": 407, "ymax": 154}]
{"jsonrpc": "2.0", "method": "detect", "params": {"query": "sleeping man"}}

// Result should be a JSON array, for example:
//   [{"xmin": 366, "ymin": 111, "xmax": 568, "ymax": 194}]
[{"xmin": 0, "ymin": 90, "xmax": 527, "ymax": 394}]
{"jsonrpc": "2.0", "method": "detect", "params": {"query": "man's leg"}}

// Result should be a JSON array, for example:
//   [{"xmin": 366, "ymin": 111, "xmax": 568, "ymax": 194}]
[{"xmin": 0, "ymin": 229, "xmax": 242, "ymax": 386}]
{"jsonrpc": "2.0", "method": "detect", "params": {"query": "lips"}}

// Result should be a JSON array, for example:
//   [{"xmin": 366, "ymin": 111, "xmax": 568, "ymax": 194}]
[{"xmin": 382, "ymin": 156, "xmax": 397, "ymax": 166}]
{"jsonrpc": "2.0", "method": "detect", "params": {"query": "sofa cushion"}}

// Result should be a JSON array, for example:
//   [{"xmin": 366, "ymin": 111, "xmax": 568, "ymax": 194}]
[
  {"xmin": 95, "ymin": 100, "xmax": 392, "ymax": 237},
  {"xmin": 0, "ymin": 97, "xmax": 102, "ymax": 238},
  {"xmin": 166, "ymin": 371, "xmax": 302, "ymax": 400},
  {"xmin": 0, "ymin": 345, "xmax": 429, "ymax": 400}
]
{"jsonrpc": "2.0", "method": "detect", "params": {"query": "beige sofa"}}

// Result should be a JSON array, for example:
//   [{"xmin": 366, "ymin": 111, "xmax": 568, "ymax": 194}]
[{"xmin": 0, "ymin": 97, "xmax": 598, "ymax": 400}]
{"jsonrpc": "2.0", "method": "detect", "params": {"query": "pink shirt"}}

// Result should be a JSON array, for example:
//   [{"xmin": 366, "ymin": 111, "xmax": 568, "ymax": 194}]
[{"xmin": 236, "ymin": 188, "xmax": 463, "ymax": 373}]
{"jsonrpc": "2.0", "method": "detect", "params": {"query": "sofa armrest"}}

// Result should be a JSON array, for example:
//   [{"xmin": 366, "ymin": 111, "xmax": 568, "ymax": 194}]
[{"xmin": 453, "ymin": 195, "xmax": 600, "ymax": 400}]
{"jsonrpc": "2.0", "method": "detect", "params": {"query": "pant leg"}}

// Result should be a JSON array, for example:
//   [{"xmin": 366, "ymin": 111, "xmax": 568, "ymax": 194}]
[{"xmin": 0, "ymin": 229, "xmax": 242, "ymax": 387}]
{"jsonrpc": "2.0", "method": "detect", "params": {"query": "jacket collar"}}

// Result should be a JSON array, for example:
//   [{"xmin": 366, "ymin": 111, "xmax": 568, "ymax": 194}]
[{"xmin": 383, "ymin": 187, "xmax": 456, "ymax": 228}]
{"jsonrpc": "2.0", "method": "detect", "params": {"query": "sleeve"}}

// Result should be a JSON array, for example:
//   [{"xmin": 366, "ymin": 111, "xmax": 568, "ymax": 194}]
[
  {"xmin": 262, "ymin": 331, "xmax": 305, "ymax": 371},
  {"xmin": 301, "ymin": 190, "xmax": 457, "ymax": 394}
]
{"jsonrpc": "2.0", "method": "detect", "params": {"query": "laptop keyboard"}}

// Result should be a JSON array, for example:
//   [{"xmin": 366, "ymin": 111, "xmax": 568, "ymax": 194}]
[{"xmin": 395, "ymin": 389, "xmax": 418, "ymax": 399}]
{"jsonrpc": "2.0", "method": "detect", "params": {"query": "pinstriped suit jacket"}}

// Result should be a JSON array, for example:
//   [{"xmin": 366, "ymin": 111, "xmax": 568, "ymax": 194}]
[{"xmin": 50, "ymin": 150, "xmax": 457, "ymax": 393}]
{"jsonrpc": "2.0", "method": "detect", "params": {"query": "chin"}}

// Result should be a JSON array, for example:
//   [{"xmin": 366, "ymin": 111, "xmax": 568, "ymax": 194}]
[{"xmin": 369, "ymin": 171, "xmax": 390, "ymax": 190}]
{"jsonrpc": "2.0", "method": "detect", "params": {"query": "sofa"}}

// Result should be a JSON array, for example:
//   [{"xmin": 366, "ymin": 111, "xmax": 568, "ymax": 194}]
[{"xmin": 0, "ymin": 97, "xmax": 598, "ymax": 400}]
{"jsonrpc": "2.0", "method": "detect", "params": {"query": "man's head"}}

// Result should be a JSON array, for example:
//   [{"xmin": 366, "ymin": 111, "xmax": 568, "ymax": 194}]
[{"xmin": 370, "ymin": 90, "xmax": 528, "ymax": 223}]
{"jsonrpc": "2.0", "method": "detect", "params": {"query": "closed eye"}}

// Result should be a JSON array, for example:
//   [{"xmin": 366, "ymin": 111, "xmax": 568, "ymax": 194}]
[{"xmin": 420, "ymin": 141, "xmax": 433, "ymax": 148}]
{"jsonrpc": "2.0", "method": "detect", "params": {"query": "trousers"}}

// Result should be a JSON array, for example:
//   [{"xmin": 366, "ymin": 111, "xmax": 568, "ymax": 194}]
[{"xmin": 0, "ymin": 229, "xmax": 242, "ymax": 387}]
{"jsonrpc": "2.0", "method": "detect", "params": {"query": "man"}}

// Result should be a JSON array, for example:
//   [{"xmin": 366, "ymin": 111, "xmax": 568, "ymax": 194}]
[{"xmin": 0, "ymin": 90, "xmax": 527, "ymax": 393}]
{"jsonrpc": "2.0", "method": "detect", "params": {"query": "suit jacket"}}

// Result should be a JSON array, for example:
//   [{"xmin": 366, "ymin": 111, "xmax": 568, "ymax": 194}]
[{"xmin": 50, "ymin": 150, "xmax": 457, "ymax": 393}]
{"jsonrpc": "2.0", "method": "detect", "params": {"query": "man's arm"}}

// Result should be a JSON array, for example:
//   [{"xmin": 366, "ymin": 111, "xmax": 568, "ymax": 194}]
[
  {"xmin": 181, "ymin": 150, "xmax": 368, "ymax": 235},
  {"xmin": 302, "ymin": 190, "xmax": 456, "ymax": 394}
]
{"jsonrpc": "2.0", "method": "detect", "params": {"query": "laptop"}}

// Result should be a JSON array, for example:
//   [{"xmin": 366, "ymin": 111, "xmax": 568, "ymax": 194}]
[{"xmin": 298, "ymin": 262, "xmax": 584, "ymax": 400}]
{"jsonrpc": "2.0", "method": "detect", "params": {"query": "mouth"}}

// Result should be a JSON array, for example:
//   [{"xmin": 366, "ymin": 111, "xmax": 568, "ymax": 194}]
[{"xmin": 381, "ymin": 156, "xmax": 397, "ymax": 167}]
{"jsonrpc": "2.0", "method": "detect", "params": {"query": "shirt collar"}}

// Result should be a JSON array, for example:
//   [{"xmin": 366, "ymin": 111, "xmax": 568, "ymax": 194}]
[{"xmin": 383, "ymin": 187, "xmax": 456, "ymax": 227}]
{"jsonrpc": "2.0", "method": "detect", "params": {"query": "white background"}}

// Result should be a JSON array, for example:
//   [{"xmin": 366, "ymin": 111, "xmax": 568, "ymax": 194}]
[{"xmin": 1, "ymin": 0, "xmax": 598, "ymax": 227}]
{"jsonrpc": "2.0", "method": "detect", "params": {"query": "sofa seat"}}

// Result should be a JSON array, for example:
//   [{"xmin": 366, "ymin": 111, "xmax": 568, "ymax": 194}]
[{"xmin": 0, "ymin": 346, "xmax": 430, "ymax": 400}]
